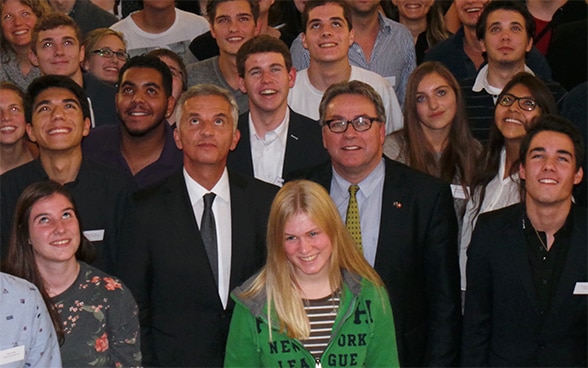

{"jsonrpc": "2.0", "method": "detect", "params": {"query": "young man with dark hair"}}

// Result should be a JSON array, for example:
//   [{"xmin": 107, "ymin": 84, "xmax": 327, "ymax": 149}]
[
  {"xmin": 83, "ymin": 55, "xmax": 183, "ymax": 189},
  {"xmin": 227, "ymin": 35, "xmax": 328, "ymax": 186},
  {"xmin": 463, "ymin": 114, "xmax": 586, "ymax": 366},
  {"xmin": 28, "ymin": 13, "xmax": 118, "ymax": 127},
  {"xmin": 186, "ymin": 0, "xmax": 260, "ymax": 113},
  {"xmin": 287, "ymin": 0, "xmax": 403, "ymax": 134},
  {"xmin": 0, "ymin": 75, "xmax": 133, "ymax": 274},
  {"xmin": 290, "ymin": 0, "xmax": 416, "ymax": 104},
  {"xmin": 459, "ymin": 0, "xmax": 565, "ymax": 142}
]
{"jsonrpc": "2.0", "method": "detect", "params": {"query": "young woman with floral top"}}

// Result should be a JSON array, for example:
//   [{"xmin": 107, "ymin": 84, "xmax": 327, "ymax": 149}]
[{"xmin": 4, "ymin": 180, "xmax": 142, "ymax": 367}]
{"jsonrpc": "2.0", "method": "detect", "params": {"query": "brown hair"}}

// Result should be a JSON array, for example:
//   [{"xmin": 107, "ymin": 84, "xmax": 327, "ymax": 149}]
[
  {"xmin": 30, "ymin": 12, "xmax": 82, "ymax": 54},
  {"xmin": 401, "ymin": 61, "xmax": 479, "ymax": 190},
  {"xmin": 236, "ymin": 34, "xmax": 292, "ymax": 78},
  {"xmin": 3, "ymin": 181, "xmax": 96, "ymax": 345},
  {"xmin": 302, "ymin": 0, "xmax": 352, "ymax": 32}
]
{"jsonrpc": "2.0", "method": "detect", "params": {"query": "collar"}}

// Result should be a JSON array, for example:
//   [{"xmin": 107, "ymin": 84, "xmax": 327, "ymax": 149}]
[
  {"xmin": 183, "ymin": 167, "xmax": 231, "ymax": 207},
  {"xmin": 473, "ymin": 64, "xmax": 535, "ymax": 96},
  {"xmin": 248, "ymin": 107, "xmax": 290, "ymax": 144},
  {"xmin": 331, "ymin": 158, "xmax": 386, "ymax": 199}
]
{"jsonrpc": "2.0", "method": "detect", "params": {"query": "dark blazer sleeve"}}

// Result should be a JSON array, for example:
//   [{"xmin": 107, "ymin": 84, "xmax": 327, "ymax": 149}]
[
  {"xmin": 420, "ymin": 176, "xmax": 462, "ymax": 366},
  {"xmin": 461, "ymin": 210, "xmax": 497, "ymax": 367}
]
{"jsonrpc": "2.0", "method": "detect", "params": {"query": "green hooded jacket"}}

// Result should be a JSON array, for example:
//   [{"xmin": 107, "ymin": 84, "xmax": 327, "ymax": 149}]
[{"xmin": 224, "ymin": 270, "xmax": 400, "ymax": 367}]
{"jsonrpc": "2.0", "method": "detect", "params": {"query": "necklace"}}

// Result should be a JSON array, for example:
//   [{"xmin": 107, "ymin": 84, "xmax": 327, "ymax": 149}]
[
  {"xmin": 522, "ymin": 216, "xmax": 549, "ymax": 252},
  {"xmin": 534, "ymin": 227, "xmax": 549, "ymax": 252}
]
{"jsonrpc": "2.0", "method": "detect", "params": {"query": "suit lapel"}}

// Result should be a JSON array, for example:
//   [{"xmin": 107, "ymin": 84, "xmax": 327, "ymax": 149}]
[
  {"xmin": 548, "ymin": 208, "xmax": 587, "ymax": 314},
  {"xmin": 374, "ymin": 159, "xmax": 408, "ymax": 268},
  {"xmin": 164, "ymin": 173, "xmax": 223, "ymax": 304},
  {"xmin": 504, "ymin": 207, "xmax": 540, "ymax": 314},
  {"xmin": 229, "ymin": 114, "xmax": 254, "ymax": 176}
]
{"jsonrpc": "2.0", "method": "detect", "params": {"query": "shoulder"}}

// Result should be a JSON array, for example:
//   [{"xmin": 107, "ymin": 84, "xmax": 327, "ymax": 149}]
[
  {"xmin": 176, "ymin": 8, "xmax": 207, "ymax": 23},
  {"xmin": 109, "ymin": 16, "xmax": 134, "ymax": 32},
  {"xmin": 384, "ymin": 157, "xmax": 444, "ymax": 188},
  {"xmin": 476, "ymin": 203, "xmax": 522, "ymax": 230},
  {"xmin": 289, "ymin": 109, "xmax": 320, "ymax": 128},
  {"xmin": 350, "ymin": 66, "xmax": 390, "ymax": 87},
  {"xmin": 425, "ymin": 33, "xmax": 460, "ymax": 60},
  {"xmin": 380, "ymin": 15, "xmax": 412, "ymax": 40},
  {"xmin": 79, "ymin": 160, "xmax": 134, "ymax": 190},
  {"xmin": 229, "ymin": 170, "xmax": 279, "ymax": 200},
  {"xmin": 0, "ymin": 272, "xmax": 40, "ymax": 296},
  {"xmin": 78, "ymin": 262, "xmax": 132, "ymax": 294}
]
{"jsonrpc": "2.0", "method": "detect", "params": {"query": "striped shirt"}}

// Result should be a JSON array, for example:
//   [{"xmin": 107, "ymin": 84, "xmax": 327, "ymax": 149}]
[{"xmin": 301, "ymin": 291, "xmax": 341, "ymax": 359}]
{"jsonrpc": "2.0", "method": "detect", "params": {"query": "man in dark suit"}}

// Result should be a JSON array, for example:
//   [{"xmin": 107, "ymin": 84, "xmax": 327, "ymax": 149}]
[
  {"xmin": 462, "ymin": 115, "xmax": 587, "ymax": 366},
  {"xmin": 292, "ymin": 80, "xmax": 462, "ymax": 367},
  {"xmin": 116, "ymin": 84, "xmax": 278, "ymax": 367},
  {"xmin": 228, "ymin": 35, "xmax": 328, "ymax": 186}
]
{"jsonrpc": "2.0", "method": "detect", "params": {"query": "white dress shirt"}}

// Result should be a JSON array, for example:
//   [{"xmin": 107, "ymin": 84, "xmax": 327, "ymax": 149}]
[
  {"xmin": 249, "ymin": 110, "xmax": 290, "ymax": 186},
  {"xmin": 183, "ymin": 167, "xmax": 232, "ymax": 308}
]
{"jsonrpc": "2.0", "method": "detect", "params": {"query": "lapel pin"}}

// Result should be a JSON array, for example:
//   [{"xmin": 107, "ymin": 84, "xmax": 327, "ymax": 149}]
[{"xmin": 393, "ymin": 201, "xmax": 402, "ymax": 208}]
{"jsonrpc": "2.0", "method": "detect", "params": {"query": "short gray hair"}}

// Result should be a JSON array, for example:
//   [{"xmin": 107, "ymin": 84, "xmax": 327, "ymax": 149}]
[
  {"xmin": 318, "ymin": 80, "xmax": 386, "ymax": 126},
  {"xmin": 175, "ymin": 84, "xmax": 239, "ymax": 132}
]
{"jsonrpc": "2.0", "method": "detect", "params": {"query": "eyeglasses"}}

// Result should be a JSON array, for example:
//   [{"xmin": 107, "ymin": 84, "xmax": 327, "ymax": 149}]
[
  {"xmin": 322, "ymin": 116, "xmax": 379, "ymax": 133},
  {"xmin": 91, "ymin": 48, "xmax": 130, "ymax": 61},
  {"xmin": 498, "ymin": 93, "xmax": 539, "ymax": 111}
]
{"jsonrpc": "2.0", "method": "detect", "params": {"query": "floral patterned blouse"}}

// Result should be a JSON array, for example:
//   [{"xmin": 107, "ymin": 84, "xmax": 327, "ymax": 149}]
[{"xmin": 51, "ymin": 262, "xmax": 142, "ymax": 367}]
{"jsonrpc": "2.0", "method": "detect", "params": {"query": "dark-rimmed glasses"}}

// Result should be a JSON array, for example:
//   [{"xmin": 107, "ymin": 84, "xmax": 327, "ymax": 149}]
[
  {"xmin": 498, "ymin": 93, "xmax": 539, "ymax": 111},
  {"xmin": 322, "ymin": 116, "xmax": 379, "ymax": 133},
  {"xmin": 91, "ymin": 48, "xmax": 130, "ymax": 62}
]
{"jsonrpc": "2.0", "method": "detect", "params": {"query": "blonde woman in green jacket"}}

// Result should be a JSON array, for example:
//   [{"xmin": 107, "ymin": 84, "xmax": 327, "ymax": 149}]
[{"xmin": 224, "ymin": 180, "xmax": 399, "ymax": 367}]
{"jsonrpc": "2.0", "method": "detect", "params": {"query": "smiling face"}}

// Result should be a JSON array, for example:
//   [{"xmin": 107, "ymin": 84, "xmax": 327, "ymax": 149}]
[
  {"xmin": 29, "ymin": 25, "xmax": 84, "ymax": 80},
  {"xmin": 495, "ymin": 83, "xmax": 541, "ymax": 142},
  {"xmin": 284, "ymin": 211, "xmax": 333, "ymax": 283},
  {"xmin": 174, "ymin": 94, "xmax": 240, "ymax": 170},
  {"xmin": 210, "ymin": 0, "xmax": 258, "ymax": 57},
  {"xmin": 26, "ymin": 87, "xmax": 90, "ymax": 153},
  {"xmin": 480, "ymin": 9, "xmax": 532, "ymax": 67},
  {"xmin": 302, "ymin": 2, "xmax": 354, "ymax": 64},
  {"xmin": 322, "ymin": 93, "xmax": 385, "ymax": 183},
  {"xmin": 82, "ymin": 34, "xmax": 127, "ymax": 85},
  {"xmin": 454, "ymin": 0, "xmax": 489, "ymax": 28},
  {"xmin": 116, "ymin": 67, "xmax": 174, "ymax": 137},
  {"xmin": 0, "ymin": 88, "xmax": 27, "ymax": 146},
  {"xmin": 28, "ymin": 193, "xmax": 80, "ymax": 267},
  {"xmin": 239, "ymin": 51, "xmax": 295, "ymax": 115},
  {"xmin": 1, "ymin": 0, "xmax": 38, "ymax": 49},
  {"xmin": 415, "ymin": 72, "xmax": 456, "ymax": 137},
  {"xmin": 520, "ymin": 131, "xmax": 583, "ymax": 208},
  {"xmin": 392, "ymin": 0, "xmax": 433, "ymax": 21}
]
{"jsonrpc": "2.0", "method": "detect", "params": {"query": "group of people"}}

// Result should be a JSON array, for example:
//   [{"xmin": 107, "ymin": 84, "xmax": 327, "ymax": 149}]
[{"xmin": 0, "ymin": 0, "xmax": 586, "ymax": 367}]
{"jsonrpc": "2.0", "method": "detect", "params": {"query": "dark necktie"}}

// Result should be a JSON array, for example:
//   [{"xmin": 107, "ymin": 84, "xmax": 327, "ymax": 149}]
[
  {"xmin": 345, "ymin": 185, "xmax": 363, "ymax": 251},
  {"xmin": 201, "ymin": 193, "xmax": 218, "ymax": 286}
]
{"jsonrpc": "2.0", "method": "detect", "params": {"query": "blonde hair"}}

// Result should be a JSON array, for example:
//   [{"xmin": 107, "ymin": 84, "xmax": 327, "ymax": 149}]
[{"xmin": 241, "ymin": 180, "xmax": 384, "ymax": 339}]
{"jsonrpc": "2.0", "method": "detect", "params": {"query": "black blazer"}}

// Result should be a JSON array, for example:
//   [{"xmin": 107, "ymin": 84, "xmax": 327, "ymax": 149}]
[
  {"xmin": 227, "ymin": 109, "xmax": 329, "ymax": 182},
  {"xmin": 462, "ymin": 203, "xmax": 587, "ymax": 367},
  {"xmin": 116, "ymin": 170, "xmax": 278, "ymax": 367},
  {"xmin": 293, "ymin": 157, "xmax": 462, "ymax": 367}
]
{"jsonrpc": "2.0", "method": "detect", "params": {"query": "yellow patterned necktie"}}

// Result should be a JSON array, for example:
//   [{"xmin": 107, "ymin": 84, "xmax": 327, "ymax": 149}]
[{"xmin": 345, "ymin": 185, "xmax": 363, "ymax": 252}]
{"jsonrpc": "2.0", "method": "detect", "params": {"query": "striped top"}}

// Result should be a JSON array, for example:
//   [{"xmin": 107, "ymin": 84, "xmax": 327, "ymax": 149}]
[{"xmin": 301, "ymin": 290, "xmax": 341, "ymax": 359}]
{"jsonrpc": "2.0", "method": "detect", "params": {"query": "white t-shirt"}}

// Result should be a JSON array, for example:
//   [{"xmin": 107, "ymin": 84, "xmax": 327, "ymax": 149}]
[
  {"xmin": 288, "ymin": 66, "xmax": 403, "ymax": 134},
  {"xmin": 110, "ymin": 8, "xmax": 209, "ymax": 64}
]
